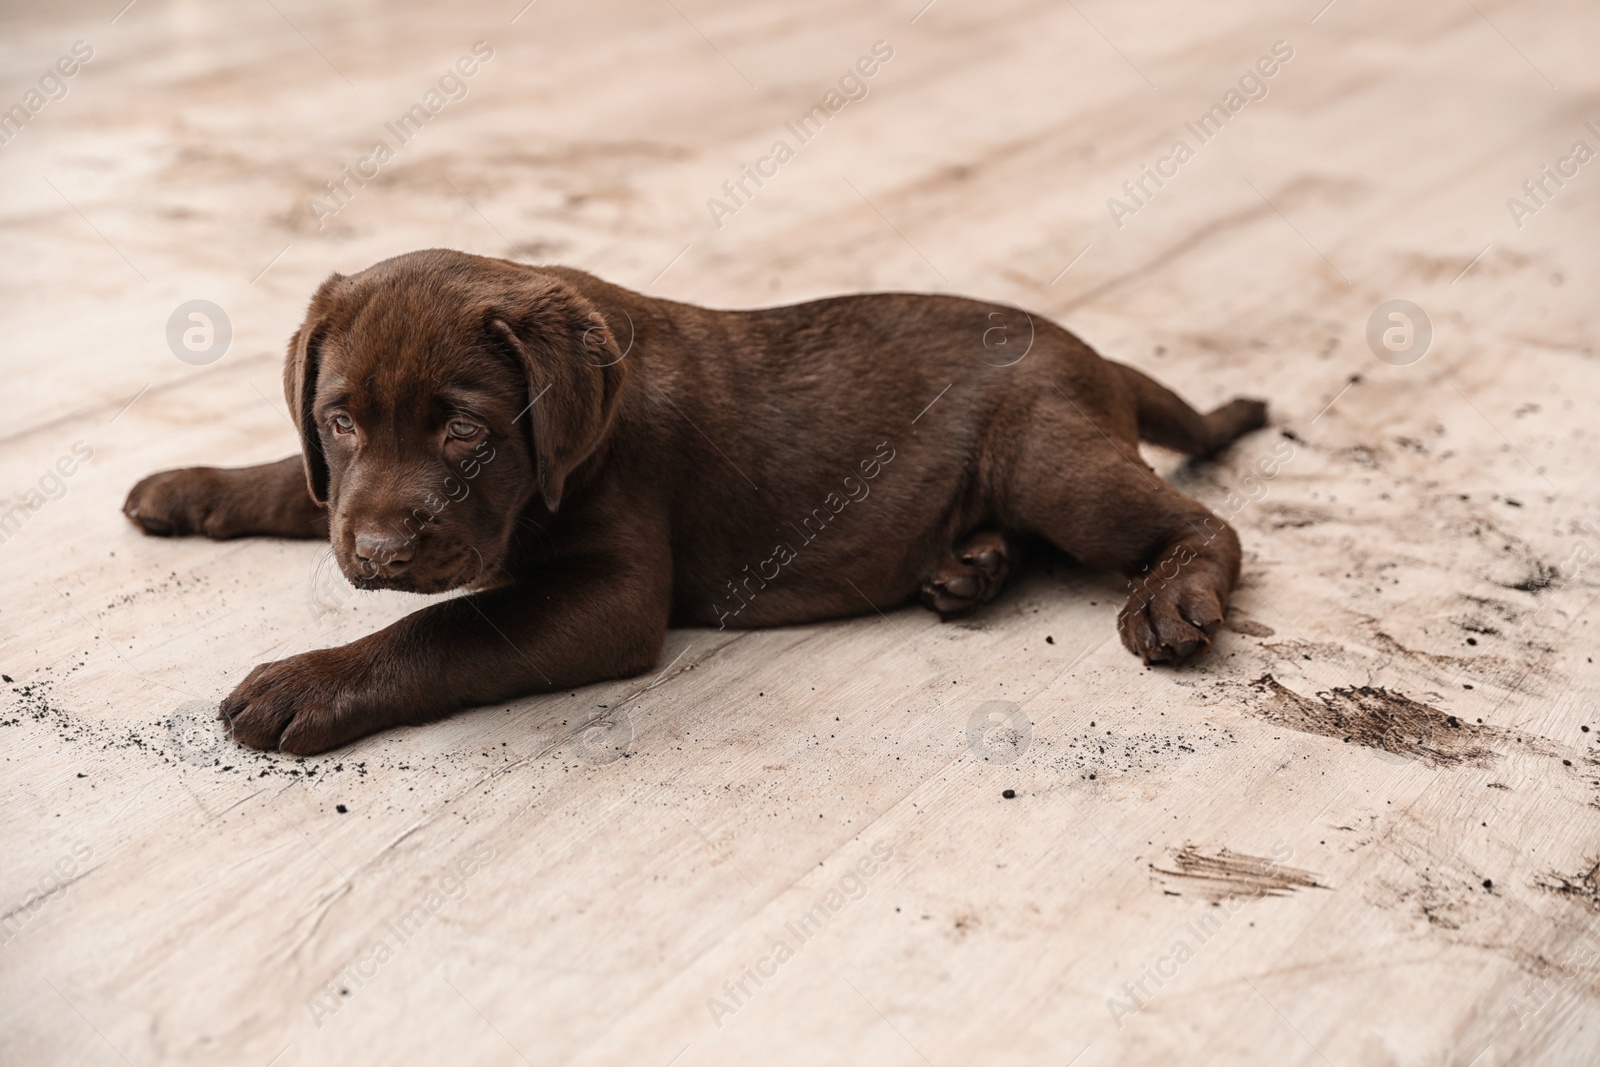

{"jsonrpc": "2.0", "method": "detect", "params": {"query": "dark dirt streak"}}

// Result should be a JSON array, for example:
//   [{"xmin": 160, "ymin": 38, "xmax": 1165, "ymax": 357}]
[
  {"xmin": 1368, "ymin": 630, "xmax": 1472, "ymax": 668},
  {"xmin": 1150, "ymin": 846, "xmax": 1328, "ymax": 900},
  {"xmin": 1538, "ymin": 859, "xmax": 1600, "ymax": 911},
  {"xmin": 1250, "ymin": 673, "xmax": 1507, "ymax": 768}
]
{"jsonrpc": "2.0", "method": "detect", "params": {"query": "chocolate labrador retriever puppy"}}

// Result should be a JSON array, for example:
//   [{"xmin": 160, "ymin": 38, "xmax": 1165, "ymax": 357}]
[{"xmin": 124, "ymin": 249, "xmax": 1266, "ymax": 755}]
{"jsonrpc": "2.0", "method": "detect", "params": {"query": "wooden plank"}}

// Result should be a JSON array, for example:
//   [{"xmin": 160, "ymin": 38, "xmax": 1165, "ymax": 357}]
[{"xmin": 3, "ymin": 0, "xmax": 1599, "ymax": 1064}]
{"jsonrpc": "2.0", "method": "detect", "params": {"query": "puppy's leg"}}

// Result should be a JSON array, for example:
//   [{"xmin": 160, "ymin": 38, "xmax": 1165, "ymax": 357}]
[
  {"xmin": 1012, "ymin": 435, "xmax": 1244, "ymax": 665},
  {"xmin": 920, "ymin": 530, "xmax": 1014, "ymax": 619},
  {"xmin": 124, "ymin": 456, "xmax": 326, "ymax": 539},
  {"xmin": 221, "ymin": 548, "xmax": 671, "ymax": 755}
]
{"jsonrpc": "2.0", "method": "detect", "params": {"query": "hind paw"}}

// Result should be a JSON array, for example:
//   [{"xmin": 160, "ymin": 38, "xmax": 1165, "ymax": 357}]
[
  {"xmin": 1117, "ymin": 571, "xmax": 1225, "ymax": 665},
  {"xmin": 921, "ymin": 531, "xmax": 1012, "ymax": 619}
]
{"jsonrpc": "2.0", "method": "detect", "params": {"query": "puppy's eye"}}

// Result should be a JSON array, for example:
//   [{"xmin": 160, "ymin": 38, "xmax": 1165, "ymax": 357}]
[
  {"xmin": 446, "ymin": 419, "xmax": 481, "ymax": 441},
  {"xmin": 331, "ymin": 414, "xmax": 355, "ymax": 435}
]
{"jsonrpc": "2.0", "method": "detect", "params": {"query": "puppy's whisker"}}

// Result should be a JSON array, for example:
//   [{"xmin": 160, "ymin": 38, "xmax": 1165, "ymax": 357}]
[
  {"xmin": 466, "ymin": 545, "xmax": 499, "ymax": 590},
  {"xmin": 311, "ymin": 546, "xmax": 336, "ymax": 582},
  {"xmin": 310, "ymin": 546, "xmax": 348, "ymax": 605},
  {"xmin": 513, "ymin": 514, "xmax": 555, "ymax": 556}
]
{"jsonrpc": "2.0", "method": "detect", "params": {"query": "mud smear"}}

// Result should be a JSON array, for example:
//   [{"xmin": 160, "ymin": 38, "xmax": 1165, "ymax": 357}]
[
  {"xmin": 1151, "ymin": 846, "xmax": 1328, "ymax": 900},
  {"xmin": 1250, "ymin": 674, "xmax": 1507, "ymax": 768},
  {"xmin": 1261, "ymin": 502, "xmax": 1331, "ymax": 530},
  {"xmin": 1538, "ymin": 859, "xmax": 1600, "ymax": 911},
  {"xmin": 1226, "ymin": 616, "xmax": 1275, "ymax": 638},
  {"xmin": 1504, "ymin": 562, "xmax": 1558, "ymax": 594},
  {"xmin": 1368, "ymin": 630, "xmax": 1471, "ymax": 668}
]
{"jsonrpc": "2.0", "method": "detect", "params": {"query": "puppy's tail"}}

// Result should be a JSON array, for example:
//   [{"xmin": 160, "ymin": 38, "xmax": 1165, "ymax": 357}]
[{"xmin": 1115, "ymin": 362, "xmax": 1267, "ymax": 459}]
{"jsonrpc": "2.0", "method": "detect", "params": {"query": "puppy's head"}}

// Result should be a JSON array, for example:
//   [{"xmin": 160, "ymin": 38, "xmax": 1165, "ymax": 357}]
[{"xmin": 284, "ymin": 250, "xmax": 626, "ymax": 593}]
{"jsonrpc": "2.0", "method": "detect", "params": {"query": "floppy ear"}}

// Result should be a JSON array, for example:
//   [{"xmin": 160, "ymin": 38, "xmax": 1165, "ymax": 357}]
[
  {"xmin": 487, "ymin": 282, "xmax": 627, "ymax": 512},
  {"xmin": 282, "ymin": 273, "xmax": 347, "ymax": 506},
  {"xmin": 281, "ymin": 323, "xmax": 329, "ymax": 505}
]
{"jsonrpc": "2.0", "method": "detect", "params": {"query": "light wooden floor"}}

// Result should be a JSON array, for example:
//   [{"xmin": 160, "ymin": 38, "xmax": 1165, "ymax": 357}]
[{"xmin": 4, "ymin": 1, "xmax": 1600, "ymax": 1063}]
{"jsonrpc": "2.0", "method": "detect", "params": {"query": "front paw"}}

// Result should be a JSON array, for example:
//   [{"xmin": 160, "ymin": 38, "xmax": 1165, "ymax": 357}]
[
  {"xmin": 220, "ymin": 648, "xmax": 388, "ymax": 755},
  {"xmin": 124, "ymin": 467, "xmax": 247, "ymax": 538}
]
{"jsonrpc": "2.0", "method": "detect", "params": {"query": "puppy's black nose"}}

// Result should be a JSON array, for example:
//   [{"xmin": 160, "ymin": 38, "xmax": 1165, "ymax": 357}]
[{"xmin": 353, "ymin": 531, "xmax": 415, "ymax": 573}]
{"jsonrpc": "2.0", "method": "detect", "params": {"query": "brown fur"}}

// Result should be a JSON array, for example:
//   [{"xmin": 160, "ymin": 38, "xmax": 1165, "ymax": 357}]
[{"xmin": 123, "ymin": 249, "xmax": 1267, "ymax": 755}]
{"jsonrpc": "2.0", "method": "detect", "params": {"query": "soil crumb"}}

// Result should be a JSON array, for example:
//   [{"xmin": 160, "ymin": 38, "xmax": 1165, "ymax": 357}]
[
  {"xmin": 1249, "ymin": 674, "xmax": 1503, "ymax": 768},
  {"xmin": 1151, "ymin": 845, "xmax": 1328, "ymax": 900}
]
